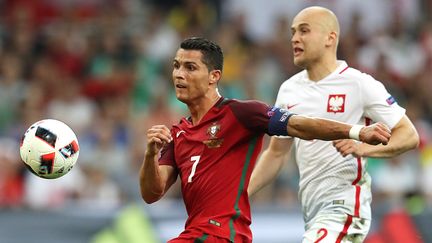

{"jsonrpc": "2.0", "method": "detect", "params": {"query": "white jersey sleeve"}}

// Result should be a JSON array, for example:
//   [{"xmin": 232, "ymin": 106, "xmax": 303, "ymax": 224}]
[
  {"xmin": 358, "ymin": 73, "xmax": 405, "ymax": 129},
  {"xmin": 274, "ymin": 71, "xmax": 305, "ymax": 139}
]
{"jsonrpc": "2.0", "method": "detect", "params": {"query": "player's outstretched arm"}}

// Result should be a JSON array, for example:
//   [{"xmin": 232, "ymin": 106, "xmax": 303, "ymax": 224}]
[
  {"xmin": 333, "ymin": 115, "xmax": 419, "ymax": 158},
  {"xmin": 287, "ymin": 115, "xmax": 391, "ymax": 145},
  {"xmin": 139, "ymin": 125, "xmax": 177, "ymax": 204},
  {"xmin": 248, "ymin": 137, "xmax": 293, "ymax": 196}
]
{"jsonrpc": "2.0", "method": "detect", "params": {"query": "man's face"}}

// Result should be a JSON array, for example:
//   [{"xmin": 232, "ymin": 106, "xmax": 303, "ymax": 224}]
[
  {"xmin": 291, "ymin": 12, "xmax": 328, "ymax": 68},
  {"xmin": 172, "ymin": 48, "xmax": 212, "ymax": 104}
]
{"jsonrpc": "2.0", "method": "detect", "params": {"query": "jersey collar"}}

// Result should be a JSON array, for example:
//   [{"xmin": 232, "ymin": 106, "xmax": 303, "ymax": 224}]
[{"xmin": 302, "ymin": 60, "xmax": 348, "ymax": 83}]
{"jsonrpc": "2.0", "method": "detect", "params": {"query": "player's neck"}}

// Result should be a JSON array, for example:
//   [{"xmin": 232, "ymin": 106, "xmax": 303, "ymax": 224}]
[
  {"xmin": 306, "ymin": 58, "xmax": 338, "ymax": 82},
  {"xmin": 188, "ymin": 91, "xmax": 221, "ymax": 125}
]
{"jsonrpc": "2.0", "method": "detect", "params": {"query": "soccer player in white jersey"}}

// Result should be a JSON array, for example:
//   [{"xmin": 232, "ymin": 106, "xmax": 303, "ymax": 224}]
[{"xmin": 248, "ymin": 6, "xmax": 419, "ymax": 243}]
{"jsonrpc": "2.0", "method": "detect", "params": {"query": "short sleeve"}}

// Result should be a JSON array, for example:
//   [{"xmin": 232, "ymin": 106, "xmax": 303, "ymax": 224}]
[
  {"xmin": 274, "ymin": 81, "xmax": 288, "ymax": 109},
  {"xmin": 360, "ymin": 74, "xmax": 405, "ymax": 129},
  {"xmin": 229, "ymin": 99, "xmax": 293, "ymax": 136},
  {"xmin": 159, "ymin": 140, "xmax": 175, "ymax": 167}
]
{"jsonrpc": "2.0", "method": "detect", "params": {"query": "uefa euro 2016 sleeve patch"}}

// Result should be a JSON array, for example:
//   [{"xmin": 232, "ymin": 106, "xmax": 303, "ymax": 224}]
[{"xmin": 386, "ymin": 96, "xmax": 396, "ymax": 105}]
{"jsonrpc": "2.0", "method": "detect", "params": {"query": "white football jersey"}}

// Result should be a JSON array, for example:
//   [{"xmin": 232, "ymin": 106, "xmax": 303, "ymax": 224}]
[{"xmin": 275, "ymin": 61, "xmax": 405, "ymax": 228}]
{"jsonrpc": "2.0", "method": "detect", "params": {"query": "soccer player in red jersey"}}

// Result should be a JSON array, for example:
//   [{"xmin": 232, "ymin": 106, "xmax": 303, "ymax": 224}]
[{"xmin": 139, "ymin": 37, "xmax": 391, "ymax": 243}]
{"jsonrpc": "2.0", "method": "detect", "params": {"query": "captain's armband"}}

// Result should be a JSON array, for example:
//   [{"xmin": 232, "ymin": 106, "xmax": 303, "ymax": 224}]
[{"xmin": 268, "ymin": 107, "xmax": 295, "ymax": 136}]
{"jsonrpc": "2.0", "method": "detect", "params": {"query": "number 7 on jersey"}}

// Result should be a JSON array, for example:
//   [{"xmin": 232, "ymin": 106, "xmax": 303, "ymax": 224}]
[{"xmin": 188, "ymin": 155, "xmax": 201, "ymax": 183}]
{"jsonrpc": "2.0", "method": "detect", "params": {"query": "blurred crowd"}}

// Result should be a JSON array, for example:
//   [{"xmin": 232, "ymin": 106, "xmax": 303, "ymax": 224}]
[{"xmin": 0, "ymin": 0, "xmax": 431, "ymax": 216}]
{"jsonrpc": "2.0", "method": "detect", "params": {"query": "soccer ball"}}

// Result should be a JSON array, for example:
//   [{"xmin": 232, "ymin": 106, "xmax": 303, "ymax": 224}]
[{"xmin": 20, "ymin": 119, "xmax": 80, "ymax": 179}]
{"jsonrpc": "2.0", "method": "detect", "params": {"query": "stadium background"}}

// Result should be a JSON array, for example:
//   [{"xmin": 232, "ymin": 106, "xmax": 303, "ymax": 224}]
[{"xmin": 0, "ymin": 0, "xmax": 431, "ymax": 242}]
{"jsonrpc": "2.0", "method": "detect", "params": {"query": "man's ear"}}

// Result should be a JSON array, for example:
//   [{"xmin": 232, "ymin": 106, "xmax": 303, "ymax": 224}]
[
  {"xmin": 326, "ymin": 31, "xmax": 338, "ymax": 47},
  {"xmin": 209, "ymin": 70, "xmax": 221, "ymax": 84}
]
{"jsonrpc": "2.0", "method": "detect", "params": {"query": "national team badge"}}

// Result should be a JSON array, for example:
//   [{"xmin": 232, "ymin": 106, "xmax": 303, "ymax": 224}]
[
  {"xmin": 203, "ymin": 123, "xmax": 223, "ymax": 148},
  {"xmin": 208, "ymin": 123, "xmax": 220, "ymax": 138},
  {"xmin": 327, "ymin": 94, "xmax": 346, "ymax": 113}
]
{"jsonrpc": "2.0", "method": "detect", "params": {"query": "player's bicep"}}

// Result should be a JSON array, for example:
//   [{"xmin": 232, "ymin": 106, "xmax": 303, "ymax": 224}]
[
  {"xmin": 389, "ymin": 115, "xmax": 419, "ymax": 145},
  {"xmin": 267, "ymin": 136, "xmax": 292, "ymax": 154}
]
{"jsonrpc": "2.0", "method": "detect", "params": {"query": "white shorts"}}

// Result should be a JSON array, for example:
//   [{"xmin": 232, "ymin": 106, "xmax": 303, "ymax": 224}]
[{"xmin": 302, "ymin": 213, "xmax": 371, "ymax": 243}]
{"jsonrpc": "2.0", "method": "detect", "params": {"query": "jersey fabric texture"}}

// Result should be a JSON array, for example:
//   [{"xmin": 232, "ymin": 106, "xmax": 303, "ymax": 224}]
[
  {"xmin": 159, "ymin": 97, "xmax": 291, "ymax": 243},
  {"xmin": 275, "ymin": 61, "xmax": 405, "ymax": 231}
]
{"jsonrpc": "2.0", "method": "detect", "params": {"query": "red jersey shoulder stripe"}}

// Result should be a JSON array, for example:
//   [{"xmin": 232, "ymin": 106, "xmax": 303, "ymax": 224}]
[{"xmin": 339, "ymin": 66, "xmax": 349, "ymax": 74}]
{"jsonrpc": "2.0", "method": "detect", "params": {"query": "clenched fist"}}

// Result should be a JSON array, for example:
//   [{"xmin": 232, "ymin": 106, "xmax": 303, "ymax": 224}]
[
  {"xmin": 146, "ymin": 125, "xmax": 172, "ymax": 156},
  {"xmin": 358, "ymin": 122, "xmax": 391, "ymax": 145},
  {"xmin": 333, "ymin": 122, "xmax": 391, "ymax": 157}
]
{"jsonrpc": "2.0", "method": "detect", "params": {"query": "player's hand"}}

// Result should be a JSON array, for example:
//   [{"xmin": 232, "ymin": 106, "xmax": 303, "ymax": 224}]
[
  {"xmin": 358, "ymin": 122, "xmax": 391, "ymax": 145},
  {"xmin": 146, "ymin": 125, "xmax": 172, "ymax": 156},
  {"xmin": 333, "ymin": 139, "xmax": 363, "ymax": 158}
]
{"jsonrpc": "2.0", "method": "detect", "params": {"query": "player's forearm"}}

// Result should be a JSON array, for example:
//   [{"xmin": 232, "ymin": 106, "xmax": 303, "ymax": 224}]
[
  {"xmin": 361, "ymin": 126, "xmax": 419, "ymax": 158},
  {"xmin": 139, "ymin": 152, "xmax": 165, "ymax": 204},
  {"xmin": 361, "ymin": 116, "xmax": 419, "ymax": 158},
  {"xmin": 248, "ymin": 149, "xmax": 286, "ymax": 196},
  {"xmin": 287, "ymin": 115, "xmax": 351, "ymax": 141}
]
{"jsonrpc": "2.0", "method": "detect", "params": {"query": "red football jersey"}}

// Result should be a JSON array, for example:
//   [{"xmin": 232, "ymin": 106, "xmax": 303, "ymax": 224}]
[{"xmin": 159, "ymin": 98, "xmax": 279, "ymax": 242}]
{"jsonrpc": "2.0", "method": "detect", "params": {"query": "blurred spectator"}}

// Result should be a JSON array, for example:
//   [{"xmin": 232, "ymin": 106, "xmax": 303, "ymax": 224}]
[
  {"xmin": 358, "ymin": 21, "xmax": 425, "ymax": 81},
  {"xmin": 0, "ymin": 138, "xmax": 25, "ymax": 208},
  {"xmin": 141, "ymin": 8, "xmax": 180, "ymax": 64},
  {"xmin": 168, "ymin": 0, "xmax": 218, "ymax": 37},
  {"xmin": 420, "ymin": 145, "xmax": 432, "ymax": 205},
  {"xmin": 411, "ymin": 56, "xmax": 432, "ymax": 122},
  {"xmin": 46, "ymin": 78, "xmax": 96, "ymax": 136},
  {"xmin": 0, "ymin": 53, "xmax": 27, "ymax": 135},
  {"xmin": 372, "ymin": 155, "xmax": 419, "ymax": 204},
  {"xmin": 77, "ymin": 163, "xmax": 123, "ymax": 210},
  {"xmin": 80, "ymin": 118, "xmax": 130, "ymax": 178},
  {"xmin": 23, "ymin": 164, "xmax": 85, "ymax": 209}
]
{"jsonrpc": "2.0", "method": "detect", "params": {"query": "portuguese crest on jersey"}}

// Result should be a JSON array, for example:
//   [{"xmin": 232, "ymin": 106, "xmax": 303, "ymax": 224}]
[
  {"xmin": 327, "ymin": 94, "xmax": 346, "ymax": 113},
  {"xmin": 203, "ymin": 122, "xmax": 223, "ymax": 148}
]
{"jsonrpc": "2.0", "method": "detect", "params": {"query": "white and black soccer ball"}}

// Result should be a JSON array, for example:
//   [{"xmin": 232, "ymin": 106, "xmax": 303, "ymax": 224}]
[{"xmin": 20, "ymin": 119, "xmax": 80, "ymax": 179}]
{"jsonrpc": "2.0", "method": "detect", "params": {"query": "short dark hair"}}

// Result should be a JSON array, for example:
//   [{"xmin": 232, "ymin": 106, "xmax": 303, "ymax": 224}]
[{"xmin": 180, "ymin": 37, "xmax": 223, "ymax": 72}]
